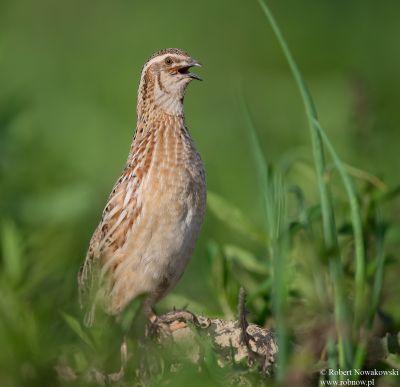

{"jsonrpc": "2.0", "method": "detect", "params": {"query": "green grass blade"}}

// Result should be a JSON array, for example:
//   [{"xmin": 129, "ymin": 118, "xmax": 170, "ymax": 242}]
[
  {"xmin": 223, "ymin": 244, "xmax": 268, "ymax": 275},
  {"xmin": 257, "ymin": 0, "xmax": 354, "ymax": 368},
  {"xmin": 370, "ymin": 210, "xmax": 386, "ymax": 323},
  {"xmin": 354, "ymin": 208, "xmax": 386, "ymax": 369},
  {"xmin": 242, "ymin": 99, "xmax": 289, "ymax": 380},
  {"xmin": 311, "ymin": 118, "xmax": 366, "ymax": 328},
  {"xmin": 256, "ymin": 0, "xmax": 337, "ymax": 250}
]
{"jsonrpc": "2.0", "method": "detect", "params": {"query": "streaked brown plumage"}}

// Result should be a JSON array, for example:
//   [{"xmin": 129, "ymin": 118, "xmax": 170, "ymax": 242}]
[{"xmin": 78, "ymin": 48, "xmax": 206, "ymax": 325}]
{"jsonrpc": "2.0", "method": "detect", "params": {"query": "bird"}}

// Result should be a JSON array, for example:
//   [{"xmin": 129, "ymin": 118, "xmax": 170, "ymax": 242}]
[{"xmin": 78, "ymin": 48, "xmax": 206, "ymax": 326}]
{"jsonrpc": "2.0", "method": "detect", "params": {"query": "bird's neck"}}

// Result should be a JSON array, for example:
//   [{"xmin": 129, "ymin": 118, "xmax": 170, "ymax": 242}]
[
  {"xmin": 130, "ymin": 75, "xmax": 187, "ymax": 156},
  {"xmin": 127, "ymin": 98, "xmax": 188, "ymax": 167},
  {"xmin": 136, "ymin": 72, "xmax": 185, "ymax": 123}
]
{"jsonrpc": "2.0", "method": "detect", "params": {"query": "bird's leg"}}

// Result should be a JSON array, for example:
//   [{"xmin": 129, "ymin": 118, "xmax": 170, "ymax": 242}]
[
  {"xmin": 145, "ymin": 304, "xmax": 207, "ymax": 338},
  {"xmin": 143, "ymin": 303, "xmax": 172, "ymax": 339},
  {"xmin": 146, "ymin": 309, "xmax": 158, "ymax": 324}
]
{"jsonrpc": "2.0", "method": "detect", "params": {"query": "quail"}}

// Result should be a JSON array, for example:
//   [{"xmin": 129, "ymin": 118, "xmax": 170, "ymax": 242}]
[{"xmin": 78, "ymin": 48, "xmax": 206, "ymax": 326}]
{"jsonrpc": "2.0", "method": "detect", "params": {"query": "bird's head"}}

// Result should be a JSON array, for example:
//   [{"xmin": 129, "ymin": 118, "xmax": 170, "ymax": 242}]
[{"xmin": 138, "ymin": 48, "xmax": 202, "ymax": 116}]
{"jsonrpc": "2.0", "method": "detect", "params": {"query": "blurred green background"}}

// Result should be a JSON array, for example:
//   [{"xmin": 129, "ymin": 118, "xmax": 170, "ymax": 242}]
[{"xmin": 1, "ymin": 0, "xmax": 400, "ymax": 385}]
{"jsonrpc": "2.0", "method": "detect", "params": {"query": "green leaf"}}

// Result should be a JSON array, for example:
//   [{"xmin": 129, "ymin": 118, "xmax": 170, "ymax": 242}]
[
  {"xmin": 61, "ymin": 312, "xmax": 95, "ymax": 350},
  {"xmin": 207, "ymin": 191, "xmax": 268, "ymax": 244},
  {"xmin": 223, "ymin": 244, "xmax": 268, "ymax": 274}
]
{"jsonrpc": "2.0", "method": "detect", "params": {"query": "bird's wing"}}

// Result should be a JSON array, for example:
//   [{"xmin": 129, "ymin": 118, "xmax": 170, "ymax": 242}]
[
  {"xmin": 78, "ymin": 130, "xmax": 155, "ymax": 324},
  {"xmin": 77, "ymin": 166, "xmax": 142, "ymax": 322}
]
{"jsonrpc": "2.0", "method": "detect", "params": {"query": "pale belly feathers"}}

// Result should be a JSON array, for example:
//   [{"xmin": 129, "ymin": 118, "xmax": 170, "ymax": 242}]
[{"xmin": 105, "ymin": 159, "xmax": 206, "ymax": 314}]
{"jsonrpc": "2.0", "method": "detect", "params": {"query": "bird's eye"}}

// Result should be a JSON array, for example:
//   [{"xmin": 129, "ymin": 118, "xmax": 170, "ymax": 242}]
[{"xmin": 165, "ymin": 57, "xmax": 173, "ymax": 65}]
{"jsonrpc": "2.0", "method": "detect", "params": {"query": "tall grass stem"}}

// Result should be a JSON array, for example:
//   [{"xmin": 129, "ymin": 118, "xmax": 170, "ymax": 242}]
[{"xmin": 257, "ymin": 0, "xmax": 356, "ymax": 368}]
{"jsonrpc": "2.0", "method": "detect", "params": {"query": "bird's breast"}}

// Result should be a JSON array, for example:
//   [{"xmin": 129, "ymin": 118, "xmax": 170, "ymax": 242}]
[{"xmin": 131, "ymin": 128, "xmax": 205, "ymax": 259}]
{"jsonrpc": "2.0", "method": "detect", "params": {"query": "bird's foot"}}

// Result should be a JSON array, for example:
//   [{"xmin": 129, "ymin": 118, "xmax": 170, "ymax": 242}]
[
  {"xmin": 159, "ymin": 309, "xmax": 210, "ymax": 330},
  {"xmin": 146, "ymin": 315, "xmax": 172, "ymax": 340},
  {"xmin": 146, "ymin": 309, "xmax": 210, "ymax": 339}
]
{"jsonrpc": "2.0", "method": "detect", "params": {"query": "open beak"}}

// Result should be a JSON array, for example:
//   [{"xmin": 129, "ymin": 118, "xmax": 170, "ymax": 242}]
[{"xmin": 178, "ymin": 60, "xmax": 202, "ymax": 81}]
